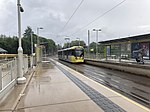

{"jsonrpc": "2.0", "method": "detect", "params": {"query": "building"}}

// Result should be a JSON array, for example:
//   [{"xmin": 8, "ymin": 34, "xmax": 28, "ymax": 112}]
[{"xmin": 99, "ymin": 33, "xmax": 150, "ymax": 60}]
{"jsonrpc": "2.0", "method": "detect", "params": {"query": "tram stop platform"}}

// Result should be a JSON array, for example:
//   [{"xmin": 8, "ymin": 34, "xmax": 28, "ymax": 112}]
[
  {"xmin": 84, "ymin": 58, "xmax": 150, "ymax": 77},
  {"xmin": 0, "ymin": 59, "xmax": 149, "ymax": 112}
]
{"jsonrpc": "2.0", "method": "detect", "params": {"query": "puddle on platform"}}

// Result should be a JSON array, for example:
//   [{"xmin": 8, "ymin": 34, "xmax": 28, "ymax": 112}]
[{"xmin": 41, "ymin": 62, "xmax": 54, "ymax": 69}]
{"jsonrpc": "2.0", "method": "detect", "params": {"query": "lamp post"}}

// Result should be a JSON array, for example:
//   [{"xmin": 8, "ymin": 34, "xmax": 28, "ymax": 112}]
[
  {"xmin": 36, "ymin": 27, "xmax": 43, "ymax": 63},
  {"xmin": 30, "ymin": 32, "xmax": 33, "ymax": 68},
  {"xmin": 37, "ymin": 27, "xmax": 43, "ymax": 45},
  {"xmin": 17, "ymin": 0, "xmax": 26, "ymax": 84},
  {"xmin": 88, "ymin": 30, "xmax": 90, "ymax": 58},
  {"xmin": 31, "ymin": 32, "xmax": 33, "ymax": 55},
  {"xmin": 76, "ymin": 38, "xmax": 80, "ymax": 46},
  {"xmin": 93, "ymin": 29, "xmax": 101, "ymax": 59}
]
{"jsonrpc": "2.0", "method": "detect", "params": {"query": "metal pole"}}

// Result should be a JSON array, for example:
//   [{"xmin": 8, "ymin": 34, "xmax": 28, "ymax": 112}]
[
  {"xmin": 96, "ymin": 31, "xmax": 98, "ymax": 59},
  {"xmin": 17, "ymin": 0, "xmax": 21, "ymax": 48},
  {"xmin": 93, "ymin": 29, "xmax": 101, "ymax": 59},
  {"xmin": 0, "ymin": 66, "xmax": 2, "ymax": 90},
  {"xmin": 37, "ymin": 28, "xmax": 39, "ymax": 46},
  {"xmin": 88, "ymin": 30, "xmax": 90, "ymax": 58},
  {"xmin": 36, "ymin": 28, "xmax": 39, "ymax": 63},
  {"xmin": 30, "ymin": 32, "xmax": 33, "ymax": 67},
  {"xmin": 17, "ymin": 0, "xmax": 26, "ymax": 84},
  {"xmin": 106, "ymin": 45, "xmax": 108, "ymax": 61},
  {"xmin": 36, "ymin": 27, "xmax": 43, "ymax": 62},
  {"xmin": 119, "ymin": 44, "xmax": 121, "ymax": 62},
  {"xmin": 31, "ymin": 32, "xmax": 33, "ymax": 55}
]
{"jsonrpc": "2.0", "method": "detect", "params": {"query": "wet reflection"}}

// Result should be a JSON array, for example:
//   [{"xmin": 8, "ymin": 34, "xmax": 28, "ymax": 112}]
[
  {"xmin": 16, "ymin": 60, "xmax": 92, "ymax": 112},
  {"xmin": 59, "ymin": 60, "xmax": 150, "ymax": 108},
  {"xmin": 33, "ymin": 62, "xmax": 54, "ymax": 93}
]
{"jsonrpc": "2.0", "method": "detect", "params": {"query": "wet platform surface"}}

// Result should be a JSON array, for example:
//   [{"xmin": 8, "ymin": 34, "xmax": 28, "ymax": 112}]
[
  {"xmin": 0, "ymin": 59, "xmax": 150, "ymax": 112},
  {"xmin": 14, "ymin": 62, "xmax": 104, "ymax": 112}
]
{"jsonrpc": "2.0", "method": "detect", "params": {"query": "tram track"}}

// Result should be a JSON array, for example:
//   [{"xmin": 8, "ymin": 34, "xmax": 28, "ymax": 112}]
[{"xmin": 57, "ymin": 59, "xmax": 150, "ymax": 108}]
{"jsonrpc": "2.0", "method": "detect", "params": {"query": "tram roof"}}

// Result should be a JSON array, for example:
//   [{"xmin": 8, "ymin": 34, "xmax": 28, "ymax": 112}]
[
  {"xmin": 99, "ymin": 33, "xmax": 150, "ymax": 45},
  {"xmin": 58, "ymin": 46, "xmax": 83, "ymax": 52}
]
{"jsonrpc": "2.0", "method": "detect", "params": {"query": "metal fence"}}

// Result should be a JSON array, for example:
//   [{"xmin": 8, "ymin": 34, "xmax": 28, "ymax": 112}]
[
  {"xmin": 84, "ymin": 52, "xmax": 135, "ymax": 63},
  {"xmin": 0, "ymin": 56, "xmax": 29, "ymax": 100},
  {"xmin": 0, "ymin": 58, "xmax": 17, "ymax": 90}
]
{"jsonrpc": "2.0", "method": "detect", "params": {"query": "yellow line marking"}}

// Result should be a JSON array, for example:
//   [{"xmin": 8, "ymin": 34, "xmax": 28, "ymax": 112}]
[
  {"xmin": 53, "ymin": 59, "xmax": 150, "ymax": 112},
  {"xmin": 75, "ymin": 71, "xmax": 150, "ymax": 112},
  {"xmin": 54, "ymin": 60, "xmax": 150, "ymax": 112},
  {"xmin": 82, "ymin": 75, "xmax": 150, "ymax": 112}
]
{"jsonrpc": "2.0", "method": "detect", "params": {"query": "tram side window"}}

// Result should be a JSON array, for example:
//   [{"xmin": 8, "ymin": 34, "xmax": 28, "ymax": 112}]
[
  {"xmin": 61, "ymin": 51, "xmax": 63, "ymax": 57},
  {"xmin": 64, "ymin": 50, "xmax": 69, "ymax": 57},
  {"xmin": 68, "ymin": 50, "xmax": 71, "ymax": 56},
  {"xmin": 58, "ymin": 51, "xmax": 62, "ymax": 58},
  {"xmin": 72, "ymin": 50, "xmax": 75, "ymax": 56},
  {"xmin": 70, "ymin": 50, "xmax": 74, "ymax": 56},
  {"xmin": 62, "ymin": 51, "xmax": 65, "ymax": 57},
  {"xmin": 58, "ymin": 52, "xmax": 60, "ymax": 56}
]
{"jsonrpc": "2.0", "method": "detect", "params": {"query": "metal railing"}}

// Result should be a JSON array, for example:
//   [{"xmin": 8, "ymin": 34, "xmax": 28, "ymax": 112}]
[
  {"xmin": 0, "ymin": 56, "xmax": 29, "ymax": 97},
  {"xmin": 0, "ymin": 58, "xmax": 17, "ymax": 90},
  {"xmin": 85, "ymin": 53, "xmax": 135, "ymax": 63}
]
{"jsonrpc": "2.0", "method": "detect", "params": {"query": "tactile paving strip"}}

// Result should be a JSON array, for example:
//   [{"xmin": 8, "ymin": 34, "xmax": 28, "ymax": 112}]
[{"xmin": 57, "ymin": 65, "xmax": 126, "ymax": 112}]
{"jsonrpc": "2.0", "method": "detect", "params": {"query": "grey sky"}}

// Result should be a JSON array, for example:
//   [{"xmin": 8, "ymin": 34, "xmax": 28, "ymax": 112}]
[{"xmin": 0, "ymin": 0, "xmax": 150, "ymax": 45}]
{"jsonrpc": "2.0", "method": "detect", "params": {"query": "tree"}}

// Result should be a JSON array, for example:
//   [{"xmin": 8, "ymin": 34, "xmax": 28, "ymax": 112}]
[
  {"xmin": 0, "ymin": 35, "xmax": 18, "ymax": 54},
  {"xmin": 89, "ymin": 42, "xmax": 96, "ymax": 53},
  {"xmin": 70, "ymin": 40, "xmax": 86, "ymax": 47},
  {"xmin": 23, "ymin": 26, "xmax": 34, "ymax": 38},
  {"xmin": 0, "ymin": 26, "xmax": 57, "ymax": 56},
  {"xmin": 47, "ymin": 39, "xmax": 56, "ymax": 55},
  {"xmin": 63, "ymin": 43, "xmax": 70, "ymax": 48},
  {"xmin": 22, "ymin": 26, "xmax": 35, "ymax": 55}
]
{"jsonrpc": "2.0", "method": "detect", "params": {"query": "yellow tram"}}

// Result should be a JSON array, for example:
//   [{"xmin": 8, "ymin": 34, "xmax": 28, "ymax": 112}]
[{"xmin": 58, "ymin": 46, "xmax": 84, "ymax": 63}]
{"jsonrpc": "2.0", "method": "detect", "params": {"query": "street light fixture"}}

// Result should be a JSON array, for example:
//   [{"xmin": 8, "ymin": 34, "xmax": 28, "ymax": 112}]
[
  {"xmin": 93, "ymin": 29, "xmax": 101, "ymax": 59},
  {"xmin": 17, "ymin": 0, "xmax": 26, "ymax": 84}
]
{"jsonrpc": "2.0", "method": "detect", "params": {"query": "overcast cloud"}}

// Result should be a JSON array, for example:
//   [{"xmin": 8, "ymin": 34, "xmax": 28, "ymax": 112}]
[{"xmin": 0, "ymin": 0, "xmax": 150, "ymax": 45}]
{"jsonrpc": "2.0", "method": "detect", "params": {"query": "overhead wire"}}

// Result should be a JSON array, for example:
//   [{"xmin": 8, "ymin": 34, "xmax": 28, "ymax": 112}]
[
  {"xmin": 70, "ymin": 0, "xmax": 127, "ymax": 36},
  {"xmin": 60, "ymin": 0, "xmax": 85, "ymax": 33}
]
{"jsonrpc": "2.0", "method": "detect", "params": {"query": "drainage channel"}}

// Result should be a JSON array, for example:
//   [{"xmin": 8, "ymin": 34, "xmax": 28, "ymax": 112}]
[{"xmin": 56, "ymin": 64, "xmax": 126, "ymax": 112}]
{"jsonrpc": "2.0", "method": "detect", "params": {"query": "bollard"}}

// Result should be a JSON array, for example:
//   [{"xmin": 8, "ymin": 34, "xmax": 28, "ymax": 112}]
[{"xmin": 0, "ymin": 66, "xmax": 2, "ymax": 90}]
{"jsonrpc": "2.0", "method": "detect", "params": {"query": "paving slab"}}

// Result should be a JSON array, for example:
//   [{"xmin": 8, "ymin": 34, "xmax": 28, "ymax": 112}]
[
  {"xmin": 14, "ymin": 100, "xmax": 103, "ymax": 112},
  {"xmin": 15, "ymin": 62, "xmax": 103, "ymax": 112},
  {"xmin": 0, "ymin": 68, "xmax": 33, "ymax": 111},
  {"xmin": 54, "ymin": 59, "xmax": 150, "ymax": 112}
]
